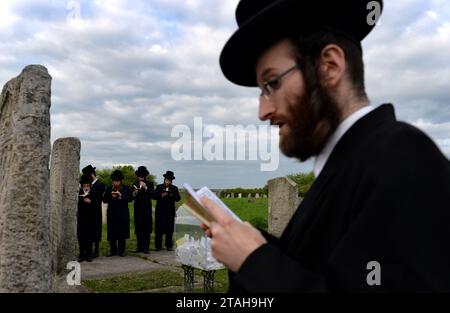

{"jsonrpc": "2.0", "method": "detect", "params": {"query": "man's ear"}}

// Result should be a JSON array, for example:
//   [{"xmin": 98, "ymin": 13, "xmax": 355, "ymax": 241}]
[{"xmin": 318, "ymin": 44, "xmax": 346, "ymax": 88}]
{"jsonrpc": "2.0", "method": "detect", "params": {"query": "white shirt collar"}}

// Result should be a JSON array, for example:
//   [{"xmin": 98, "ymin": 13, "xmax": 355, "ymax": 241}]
[
  {"xmin": 313, "ymin": 105, "xmax": 374, "ymax": 177},
  {"xmin": 92, "ymin": 178, "xmax": 98, "ymax": 185}
]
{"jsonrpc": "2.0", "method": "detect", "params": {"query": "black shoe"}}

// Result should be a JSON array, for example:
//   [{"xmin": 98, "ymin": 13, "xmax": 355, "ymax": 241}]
[
  {"xmin": 78, "ymin": 258, "xmax": 85, "ymax": 262},
  {"xmin": 118, "ymin": 252, "xmax": 125, "ymax": 257},
  {"xmin": 107, "ymin": 252, "xmax": 117, "ymax": 257},
  {"xmin": 143, "ymin": 250, "xmax": 150, "ymax": 254},
  {"xmin": 134, "ymin": 249, "xmax": 143, "ymax": 253},
  {"xmin": 86, "ymin": 257, "xmax": 93, "ymax": 262},
  {"xmin": 92, "ymin": 252, "xmax": 99, "ymax": 258},
  {"xmin": 167, "ymin": 247, "xmax": 173, "ymax": 251},
  {"xmin": 155, "ymin": 248, "xmax": 161, "ymax": 251}
]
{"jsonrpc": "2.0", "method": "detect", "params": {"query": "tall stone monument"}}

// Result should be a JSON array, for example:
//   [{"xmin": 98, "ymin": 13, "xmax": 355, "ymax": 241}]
[
  {"xmin": 0, "ymin": 65, "xmax": 53, "ymax": 292},
  {"xmin": 50, "ymin": 137, "xmax": 81, "ymax": 275}
]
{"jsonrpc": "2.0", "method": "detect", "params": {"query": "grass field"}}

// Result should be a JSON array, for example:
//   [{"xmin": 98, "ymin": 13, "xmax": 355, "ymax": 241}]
[
  {"xmin": 98, "ymin": 196, "xmax": 268, "ymax": 256},
  {"xmin": 87, "ymin": 196, "xmax": 267, "ymax": 293}
]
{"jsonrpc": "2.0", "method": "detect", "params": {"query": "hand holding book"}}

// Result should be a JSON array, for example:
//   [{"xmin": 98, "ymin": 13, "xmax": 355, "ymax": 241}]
[
  {"xmin": 182, "ymin": 184, "xmax": 241, "ymax": 227},
  {"xmin": 195, "ymin": 191, "xmax": 267, "ymax": 272}
]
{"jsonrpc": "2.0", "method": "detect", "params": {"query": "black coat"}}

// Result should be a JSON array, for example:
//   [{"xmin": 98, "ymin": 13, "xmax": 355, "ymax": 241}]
[
  {"xmin": 132, "ymin": 180, "xmax": 155, "ymax": 236},
  {"xmin": 103, "ymin": 185, "xmax": 133, "ymax": 241},
  {"xmin": 77, "ymin": 189, "xmax": 97, "ymax": 242},
  {"xmin": 91, "ymin": 179, "xmax": 105, "ymax": 242},
  {"xmin": 154, "ymin": 184, "xmax": 181, "ymax": 234},
  {"xmin": 230, "ymin": 104, "xmax": 450, "ymax": 292}
]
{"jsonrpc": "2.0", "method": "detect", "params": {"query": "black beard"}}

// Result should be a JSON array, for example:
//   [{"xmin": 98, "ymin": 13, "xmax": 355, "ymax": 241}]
[{"xmin": 280, "ymin": 81, "xmax": 341, "ymax": 162}]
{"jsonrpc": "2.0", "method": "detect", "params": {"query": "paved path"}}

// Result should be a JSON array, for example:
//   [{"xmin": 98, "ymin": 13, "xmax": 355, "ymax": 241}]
[
  {"xmin": 56, "ymin": 251, "xmax": 185, "ymax": 293},
  {"xmin": 80, "ymin": 250, "xmax": 179, "ymax": 280}
]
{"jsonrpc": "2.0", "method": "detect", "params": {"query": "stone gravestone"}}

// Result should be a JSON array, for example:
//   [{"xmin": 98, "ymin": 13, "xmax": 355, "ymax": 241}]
[
  {"xmin": 268, "ymin": 177, "xmax": 301, "ymax": 238},
  {"xmin": 0, "ymin": 65, "xmax": 53, "ymax": 292},
  {"xmin": 231, "ymin": 193, "xmax": 234, "ymax": 198},
  {"xmin": 255, "ymin": 193, "xmax": 260, "ymax": 198},
  {"xmin": 238, "ymin": 193, "xmax": 242, "ymax": 198},
  {"xmin": 50, "ymin": 137, "xmax": 81, "ymax": 275},
  {"xmin": 102, "ymin": 202, "xmax": 108, "ymax": 224}
]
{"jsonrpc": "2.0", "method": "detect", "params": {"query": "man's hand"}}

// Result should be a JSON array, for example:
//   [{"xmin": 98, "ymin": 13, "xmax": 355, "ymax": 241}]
[
  {"xmin": 83, "ymin": 198, "xmax": 91, "ymax": 204},
  {"xmin": 162, "ymin": 192, "xmax": 168, "ymax": 197},
  {"xmin": 200, "ymin": 197, "xmax": 267, "ymax": 272}
]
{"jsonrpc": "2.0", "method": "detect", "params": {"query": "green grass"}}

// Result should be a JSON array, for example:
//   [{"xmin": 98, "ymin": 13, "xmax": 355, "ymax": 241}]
[
  {"xmin": 88, "ymin": 197, "xmax": 266, "ymax": 293},
  {"xmin": 83, "ymin": 270, "xmax": 184, "ymax": 293},
  {"xmin": 222, "ymin": 198, "xmax": 268, "ymax": 231},
  {"xmin": 97, "ymin": 197, "xmax": 268, "ymax": 256}
]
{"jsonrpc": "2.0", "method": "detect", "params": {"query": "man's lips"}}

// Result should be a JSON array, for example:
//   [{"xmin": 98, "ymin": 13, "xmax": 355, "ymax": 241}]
[{"xmin": 271, "ymin": 120, "xmax": 286, "ymax": 131}]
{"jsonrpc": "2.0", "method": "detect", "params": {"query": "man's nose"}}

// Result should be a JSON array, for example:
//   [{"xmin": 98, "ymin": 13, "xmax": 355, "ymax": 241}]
[{"xmin": 259, "ymin": 97, "xmax": 276, "ymax": 121}]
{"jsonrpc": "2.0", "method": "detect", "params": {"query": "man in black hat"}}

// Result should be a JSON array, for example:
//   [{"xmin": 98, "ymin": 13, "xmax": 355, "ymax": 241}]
[
  {"xmin": 82, "ymin": 164, "xmax": 105, "ymax": 258},
  {"xmin": 132, "ymin": 166, "xmax": 155, "ymax": 254},
  {"xmin": 103, "ymin": 170, "xmax": 133, "ymax": 257},
  {"xmin": 154, "ymin": 171, "xmax": 181, "ymax": 251},
  {"xmin": 77, "ymin": 174, "xmax": 96, "ymax": 262},
  {"xmin": 201, "ymin": 0, "xmax": 450, "ymax": 292}
]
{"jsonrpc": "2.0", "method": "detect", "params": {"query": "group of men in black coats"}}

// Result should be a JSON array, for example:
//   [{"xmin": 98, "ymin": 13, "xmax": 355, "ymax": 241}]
[{"xmin": 77, "ymin": 165, "xmax": 180, "ymax": 262}]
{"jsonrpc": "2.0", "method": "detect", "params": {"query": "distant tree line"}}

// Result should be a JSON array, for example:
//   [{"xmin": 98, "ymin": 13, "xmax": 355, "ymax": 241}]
[
  {"xmin": 221, "ymin": 172, "xmax": 316, "ymax": 198},
  {"xmin": 82, "ymin": 165, "xmax": 156, "ymax": 187},
  {"xmin": 288, "ymin": 172, "xmax": 315, "ymax": 198},
  {"xmin": 221, "ymin": 187, "xmax": 268, "ymax": 197}
]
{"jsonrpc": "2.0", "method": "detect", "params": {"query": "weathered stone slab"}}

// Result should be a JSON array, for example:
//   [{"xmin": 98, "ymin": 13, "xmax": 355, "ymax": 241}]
[
  {"xmin": 50, "ymin": 137, "xmax": 81, "ymax": 275},
  {"xmin": 268, "ymin": 177, "xmax": 301, "ymax": 238},
  {"xmin": 0, "ymin": 65, "xmax": 53, "ymax": 292}
]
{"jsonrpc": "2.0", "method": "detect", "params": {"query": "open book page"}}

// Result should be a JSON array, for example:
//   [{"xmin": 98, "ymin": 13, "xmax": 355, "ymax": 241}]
[
  {"xmin": 195, "ymin": 186, "xmax": 241, "ymax": 222},
  {"xmin": 182, "ymin": 183, "xmax": 241, "ymax": 227}
]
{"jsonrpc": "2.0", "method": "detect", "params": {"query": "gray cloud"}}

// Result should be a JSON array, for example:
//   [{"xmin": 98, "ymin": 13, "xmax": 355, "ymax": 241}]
[{"xmin": 0, "ymin": 0, "xmax": 448, "ymax": 187}]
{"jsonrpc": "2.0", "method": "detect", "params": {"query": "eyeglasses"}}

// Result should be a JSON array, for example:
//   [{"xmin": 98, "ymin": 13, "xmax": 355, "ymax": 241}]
[{"xmin": 259, "ymin": 64, "xmax": 300, "ymax": 100}]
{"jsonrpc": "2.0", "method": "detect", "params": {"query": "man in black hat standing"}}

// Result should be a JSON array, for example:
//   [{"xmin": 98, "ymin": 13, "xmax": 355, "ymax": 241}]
[
  {"xmin": 82, "ymin": 165, "xmax": 105, "ymax": 258},
  {"xmin": 132, "ymin": 166, "xmax": 155, "ymax": 254},
  {"xmin": 77, "ymin": 174, "xmax": 96, "ymax": 262},
  {"xmin": 201, "ymin": 0, "xmax": 450, "ymax": 292},
  {"xmin": 103, "ymin": 170, "xmax": 133, "ymax": 257},
  {"xmin": 154, "ymin": 171, "xmax": 181, "ymax": 251}
]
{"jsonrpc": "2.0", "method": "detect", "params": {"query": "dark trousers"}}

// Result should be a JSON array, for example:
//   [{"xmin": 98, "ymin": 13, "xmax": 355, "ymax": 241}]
[
  {"xmin": 94, "ymin": 241, "xmax": 100, "ymax": 256},
  {"xmin": 155, "ymin": 231, "xmax": 173, "ymax": 250},
  {"xmin": 109, "ymin": 239, "xmax": 126, "ymax": 254},
  {"xmin": 136, "ymin": 234, "xmax": 151, "ymax": 252},
  {"xmin": 79, "ymin": 239, "xmax": 93, "ymax": 259}
]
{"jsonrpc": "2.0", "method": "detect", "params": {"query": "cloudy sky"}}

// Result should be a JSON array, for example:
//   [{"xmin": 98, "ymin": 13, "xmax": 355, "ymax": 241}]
[{"xmin": 0, "ymin": 0, "xmax": 449, "ymax": 188}]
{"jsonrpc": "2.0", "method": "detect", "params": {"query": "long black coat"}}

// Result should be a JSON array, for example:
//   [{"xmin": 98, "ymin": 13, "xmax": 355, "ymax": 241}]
[
  {"xmin": 132, "ymin": 180, "xmax": 155, "ymax": 236},
  {"xmin": 154, "ymin": 184, "xmax": 181, "ymax": 234},
  {"xmin": 77, "ymin": 189, "xmax": 97, "ymax": 242},
  {"xmin": 103, "ymin": 185, "xmax": 133, "ymax": 241},
  {"xmin": 90, "ymin": 179, "xmax": 105, "ymax": 242},
  {"xmin": 230, "ymin": 104, "xmax": 450, "ymax": 292}
]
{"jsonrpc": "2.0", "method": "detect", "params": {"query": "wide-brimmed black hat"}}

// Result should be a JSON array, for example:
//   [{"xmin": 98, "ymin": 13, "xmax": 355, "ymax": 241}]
[
  {"xmin": 111, "ymin": 170, "xmax": 124, "ymax": 181},
  {"xmin": 82, "ymin": 164, "xmax": 96, "ymax": 175},
  {"xmin": 220, "ymin": 0, "xmax": 383, "ymax": 87},
  {"xmin": 135, "ymin": 166, "xmax": 150, "ymax": 178},
  {"xmin": 80, "ymin": 174, "xmax": 93, "ymax": 185},
  {"xmin": 163, "ymin": 171, "xmax": 175, "ymax": 180}
]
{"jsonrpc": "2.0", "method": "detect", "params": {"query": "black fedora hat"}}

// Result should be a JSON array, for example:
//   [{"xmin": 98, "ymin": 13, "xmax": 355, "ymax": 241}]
[
  {"xmin": 220, "ymin": 0, "xmax": 383, "ymax": 87},
  {"xmin": 111, "ymin": 170, "xmax": 124, "ymax": 181},
  {"xmin": 163, "ymin": 171, "xmax": 175, "ymax": 180},
  {"xmin": 135, "ymin": 166, "xmax": 150, "ymax": 177},
  {"xmin": 82, "ymin": 164, "xmax": 96, "ymax": 175}
]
